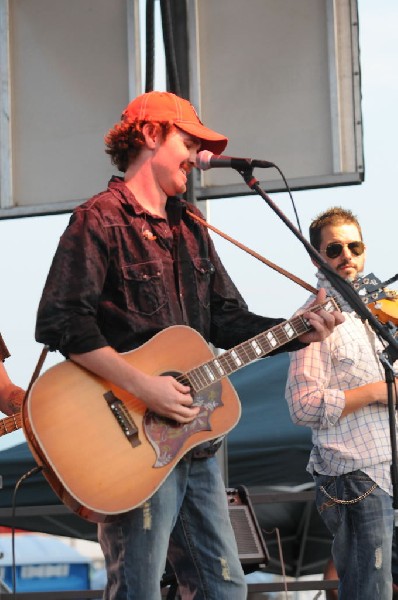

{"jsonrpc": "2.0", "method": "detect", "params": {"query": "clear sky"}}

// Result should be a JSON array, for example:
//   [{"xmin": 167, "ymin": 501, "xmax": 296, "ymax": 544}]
[{"xmin": 0, "ymin": 0, "xmax": 397, "ymax": 451}]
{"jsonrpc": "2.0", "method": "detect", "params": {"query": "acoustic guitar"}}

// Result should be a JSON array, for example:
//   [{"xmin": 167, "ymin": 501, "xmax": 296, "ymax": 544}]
[{"xmin": 22, "ymin": 298, "xmax": 338, "ymax": 523}]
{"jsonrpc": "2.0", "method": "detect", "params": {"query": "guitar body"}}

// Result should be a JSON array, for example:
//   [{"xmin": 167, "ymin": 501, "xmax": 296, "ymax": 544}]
[
  {"xmin": 22, "ymin": 325, "xmax": 240, "ymax": 523},
  {"xmin": 23, "ymin": 298, "xmax": 338, "ymax": 524}
]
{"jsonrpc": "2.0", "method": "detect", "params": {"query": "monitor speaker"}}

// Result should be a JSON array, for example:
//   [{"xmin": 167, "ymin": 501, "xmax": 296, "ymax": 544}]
[{"xmin": 226, "ymin": 485, "xmax": 269, "ymax": 571}]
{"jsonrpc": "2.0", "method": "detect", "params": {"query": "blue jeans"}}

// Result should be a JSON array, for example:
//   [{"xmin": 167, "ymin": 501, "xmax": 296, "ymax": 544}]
[
  {"xmin": 98, "ymin": 454, "xmax": 247, "ymax": 600},
  {"xmin": 315, "ymin": 470, "xmax": 394, "ymax": 600}
]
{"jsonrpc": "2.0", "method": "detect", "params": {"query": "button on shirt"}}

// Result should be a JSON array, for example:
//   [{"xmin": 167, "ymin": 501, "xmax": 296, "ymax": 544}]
[{"xmin": 285, "ymin": 272, "xmax": 396, "ymax": 496}]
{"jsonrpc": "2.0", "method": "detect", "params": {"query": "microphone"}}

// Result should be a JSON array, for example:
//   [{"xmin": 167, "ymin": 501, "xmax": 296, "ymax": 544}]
[{"xmin": 196, "ymin": 149, "xmax": 275, "ymax": 171}]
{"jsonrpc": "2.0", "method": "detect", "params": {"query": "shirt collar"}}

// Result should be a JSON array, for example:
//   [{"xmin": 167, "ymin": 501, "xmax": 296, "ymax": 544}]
[
  {"xmin": 316, "ymin": 270, "xmax": 363, "ymax": 313},
  {"xmin": 107, "ymin": 176, "xmax": 186, "ymax": 221}
]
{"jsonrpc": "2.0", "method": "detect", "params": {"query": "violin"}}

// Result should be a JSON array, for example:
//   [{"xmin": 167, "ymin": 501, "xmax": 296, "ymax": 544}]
[
  {"xmin": 367, "ymin": 291, "xmax": 398, "ymax": 326},
  {"xmin": 354, "ymin": 274, "xmax": 398, "ymax": 326}
]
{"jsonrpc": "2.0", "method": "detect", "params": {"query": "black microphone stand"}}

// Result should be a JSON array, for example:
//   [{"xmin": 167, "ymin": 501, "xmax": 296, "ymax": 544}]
[{"xmin": 238, "ymin": 167, "xmax": 398, "ymax": 506}]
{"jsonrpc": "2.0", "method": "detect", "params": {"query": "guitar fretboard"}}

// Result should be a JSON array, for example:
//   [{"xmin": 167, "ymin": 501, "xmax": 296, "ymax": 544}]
[
  {"xmin": 182, "ymin": 298, "xmax": 337, "ymax": 393},
  {"xmin": 0, "ymin": 412, "xmax": 22, "ymax": 437}
]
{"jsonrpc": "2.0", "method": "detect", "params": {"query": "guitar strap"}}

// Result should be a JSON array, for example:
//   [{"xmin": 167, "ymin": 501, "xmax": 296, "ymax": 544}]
[
  {"xmin": 168, "ymin": 203, "xmax": 187, "ymax": 321},
  {"xmin": 186, "ymin": 209, "xmax": 317, "ymax": 295}
]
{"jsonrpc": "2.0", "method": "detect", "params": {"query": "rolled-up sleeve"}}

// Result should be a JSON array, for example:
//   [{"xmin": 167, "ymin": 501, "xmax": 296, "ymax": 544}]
[
  {"xmin": 35, "ymin": 209, "xmax": 110, "ymax": 356},
  {"xmin": 285, "ymin": 339, "xmax": 346, "ymax": 429}
]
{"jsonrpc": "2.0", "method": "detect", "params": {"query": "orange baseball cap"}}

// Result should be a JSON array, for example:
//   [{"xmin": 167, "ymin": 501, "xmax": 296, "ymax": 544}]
[{"xmin": 122, "ymin": 91, "xmax": 228, "ymax": 155}]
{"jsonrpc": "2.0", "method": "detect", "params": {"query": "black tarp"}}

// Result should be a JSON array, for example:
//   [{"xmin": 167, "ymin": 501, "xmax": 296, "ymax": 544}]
[
  {"xmin": 0, "ymin": 353, "xmax": 332, "ymax": 576},
  {"xmin": 0, "ymin": 441, "xmax": 97, "ymax": 540},
  {"xmin": 228, "ymin": 354, "xmax": 313, "ymax": 488}
]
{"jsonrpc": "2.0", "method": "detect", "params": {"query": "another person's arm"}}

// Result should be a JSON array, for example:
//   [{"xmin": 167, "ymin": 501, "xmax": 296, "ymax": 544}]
[
  {"xmin": 285, "ymin": 333, "xmax": 396, "ymax": 427},
  {"xmin": 0, "ymin": 361, "xmax": 25, "ymax": 416}
]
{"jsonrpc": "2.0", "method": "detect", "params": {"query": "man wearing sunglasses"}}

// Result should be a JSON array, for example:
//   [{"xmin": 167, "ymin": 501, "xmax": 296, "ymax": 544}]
[{"xmin": 285, "ymin": 206, "xmax": 398, "ymax": 600}]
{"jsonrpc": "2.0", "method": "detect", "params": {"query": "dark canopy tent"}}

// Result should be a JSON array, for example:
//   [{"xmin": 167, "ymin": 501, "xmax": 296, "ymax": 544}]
[
  {"xmin": 228, "ymin": 354, "xmax": 314, "ymax": 488},
  {"xmin": 0, "ymin": 353, "xmax": 332, "ymax": 576},
  {"xmin": 0, "ymin": 441, "xmax": 97, "ymax": 540}
]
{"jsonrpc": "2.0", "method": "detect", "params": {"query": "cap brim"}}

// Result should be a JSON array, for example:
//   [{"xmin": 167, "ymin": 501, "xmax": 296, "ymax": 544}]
[{"xmin": 175, "ymin": 122, "xmax": 228, "ymax": 155}]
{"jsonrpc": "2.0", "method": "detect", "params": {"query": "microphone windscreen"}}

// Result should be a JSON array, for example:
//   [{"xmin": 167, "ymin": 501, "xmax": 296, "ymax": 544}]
[{"xmin": 195, "ymin": 150, "xmax": 214, "ymax": 171}]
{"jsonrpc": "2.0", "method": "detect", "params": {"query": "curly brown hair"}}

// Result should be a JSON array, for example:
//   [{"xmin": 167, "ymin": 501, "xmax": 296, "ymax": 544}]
[
  {"xmin": 104, "ymin": 120, "xmax": 173, "ymax": 173},
  {"xmin": 309, "ymin": 206, "xmax": 363, "ymax": 251}
]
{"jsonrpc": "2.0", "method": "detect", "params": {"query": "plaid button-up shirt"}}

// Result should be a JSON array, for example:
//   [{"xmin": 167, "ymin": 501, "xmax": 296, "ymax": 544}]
[{"xmin": 285, "ymin": 272, "xmax": 397, "ymax": 495}]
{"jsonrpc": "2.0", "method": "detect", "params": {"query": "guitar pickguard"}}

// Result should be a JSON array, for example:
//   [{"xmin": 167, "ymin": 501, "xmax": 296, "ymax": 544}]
[{"xmin": 143, "ymin": 380, "xmax": 223, "ymax": 468}]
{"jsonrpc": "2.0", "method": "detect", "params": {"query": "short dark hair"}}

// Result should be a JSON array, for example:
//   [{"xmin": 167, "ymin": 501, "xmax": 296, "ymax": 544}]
[
  {"xmin": 309, "ymin": 206, "xmax": 363, "ymax": 251},
  {"xmin": 104, "ymin": 120, "xmax": 173, "ymax": 173}
]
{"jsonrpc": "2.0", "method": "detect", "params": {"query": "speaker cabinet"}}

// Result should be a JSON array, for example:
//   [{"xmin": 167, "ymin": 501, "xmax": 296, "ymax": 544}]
[{"xmin": 227, "ymin": 485, "xmax": 269, "ymax": 570}]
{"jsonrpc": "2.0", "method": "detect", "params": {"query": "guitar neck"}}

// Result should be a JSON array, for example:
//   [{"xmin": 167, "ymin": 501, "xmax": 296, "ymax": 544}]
[
  {"xmin": 185, "ymin": 298, "xmax": 337, "ymax": 393},
  {"xmin": 0, "ymin": 412, "xmax": 22, "ymax": 437}
]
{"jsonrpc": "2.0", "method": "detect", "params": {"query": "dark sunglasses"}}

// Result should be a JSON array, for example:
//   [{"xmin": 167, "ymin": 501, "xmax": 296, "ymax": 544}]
[{"xmin": 325, "ymin": 240, "xmax": 365, "ymax": 259}]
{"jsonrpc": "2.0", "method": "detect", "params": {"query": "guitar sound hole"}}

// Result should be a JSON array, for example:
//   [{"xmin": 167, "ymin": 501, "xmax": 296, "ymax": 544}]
[
  {"xmin": 161, "ymin": 371, "xmax": 194, "ymax": 402},
  {"xmin": 162, "ymin": 370, "xmax": 188, "ymax": 385}
]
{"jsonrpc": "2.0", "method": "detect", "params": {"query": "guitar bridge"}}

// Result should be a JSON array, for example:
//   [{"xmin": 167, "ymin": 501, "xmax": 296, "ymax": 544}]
[{"xmin": 103, "ymin": 391, "xmax": 141, "ymax": 447}]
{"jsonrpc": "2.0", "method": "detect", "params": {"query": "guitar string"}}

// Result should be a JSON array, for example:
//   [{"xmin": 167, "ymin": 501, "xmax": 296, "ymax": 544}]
[{"xmin": 173, "ymin": 302, "xmax": 331, "ymax": 393}]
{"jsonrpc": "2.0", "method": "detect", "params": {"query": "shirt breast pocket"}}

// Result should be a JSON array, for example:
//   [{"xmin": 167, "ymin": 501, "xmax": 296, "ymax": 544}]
[
  {"xmin": 192, "ymin": 258, "xmax": 215, "ymax": 308},
  {"xmin": 332, "ymin": 342, "xmax": 365, "ymax": 387},
  {"xmin": 333, "ymin": 343, "xmax": 358, "ymax": 365},
  {"xmin": 122, "ymin": 260, "xmax": 167, "ymax": 316}
]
